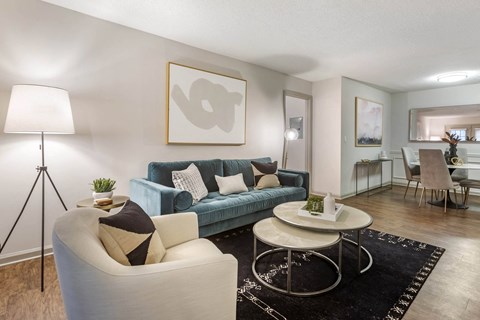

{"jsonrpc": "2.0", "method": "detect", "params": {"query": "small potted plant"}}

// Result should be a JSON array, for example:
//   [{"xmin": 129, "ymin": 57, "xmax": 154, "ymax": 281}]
[{"xmin": 91, "ymin": 178, "xmax": 116, "ymax": 199}]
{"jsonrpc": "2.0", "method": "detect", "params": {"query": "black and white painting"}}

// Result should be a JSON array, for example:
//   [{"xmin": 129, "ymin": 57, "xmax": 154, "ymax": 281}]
[
  {"xmin": 355, "ymin": 97, "xmax": 383, "ymax": 147},
  {"xmin": 167, "ymin": 63, "xmax": 247, "ymax": 144}
]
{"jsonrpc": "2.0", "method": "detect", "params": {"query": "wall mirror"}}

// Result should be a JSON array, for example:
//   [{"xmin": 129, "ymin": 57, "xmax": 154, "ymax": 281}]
[
  {"xmin": 283, "ymin": 90, "xmax": 312, "ymax": 173},
  {"xmin": 409, "ymin": 104, "xmax": 480, "ymax": 142}
]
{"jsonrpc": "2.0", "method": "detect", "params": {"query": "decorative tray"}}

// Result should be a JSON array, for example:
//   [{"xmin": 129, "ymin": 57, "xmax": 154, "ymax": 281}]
[{"xmin": 298, "ymin": 204, "xmax": 344, "ymax": 221}]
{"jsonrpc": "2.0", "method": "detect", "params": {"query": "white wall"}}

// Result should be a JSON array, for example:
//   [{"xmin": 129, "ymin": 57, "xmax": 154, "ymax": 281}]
[
  {"xmin": 312, "ymin": 77, "xmax": 342, "ymax": 196},
  {"xmin": 340, "ymin": 78, "xmax": 392, "ymax": 197},
  {"xmin": 391, "ymin": 83, "xmax": 480, "ymax": 183},
  {"xmin": 392, "ymin": 83, "xmax": 480, "ymax": 149},
  {"xmin": 0, "ymin": 0, "xmax": 311, "ymax": 262},
  {"xmin": 312, "ymin": 77, "xmax": 392, "ymax": 198}
]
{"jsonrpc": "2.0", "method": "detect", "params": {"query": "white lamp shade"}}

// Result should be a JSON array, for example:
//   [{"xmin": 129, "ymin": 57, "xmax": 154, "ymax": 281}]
[
  {"xmin": 284, "ymin": 128, "xmax": 299, "ymax": 141},
  {"xmin": 4, "ymin": 85, "xmax": 75, "ymax": 134}
]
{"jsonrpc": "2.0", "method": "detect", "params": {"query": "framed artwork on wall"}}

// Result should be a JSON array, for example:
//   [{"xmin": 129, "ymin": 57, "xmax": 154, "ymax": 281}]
[
  {"xmin": 167, "ymin": 62, "xmax": 247, "ymax": 145},
  {"xmin": 355, "ymin": 97, "xmax": 383, "ymax": 147}
]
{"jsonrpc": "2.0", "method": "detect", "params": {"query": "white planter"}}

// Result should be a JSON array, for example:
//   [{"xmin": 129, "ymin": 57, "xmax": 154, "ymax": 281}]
[{"xmin": 92, "ymin": 191, "xmax": 113, "ymax": 200}]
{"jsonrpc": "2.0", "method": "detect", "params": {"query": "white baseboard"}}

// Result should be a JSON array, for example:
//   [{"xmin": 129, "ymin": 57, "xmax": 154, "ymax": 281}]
[{"xmin": 0, "ymin": 246, "xmax": 53, "ymax": 267}]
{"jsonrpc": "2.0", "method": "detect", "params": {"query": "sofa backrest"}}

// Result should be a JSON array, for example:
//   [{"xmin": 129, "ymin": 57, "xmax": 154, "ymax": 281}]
[
  {"xmin": 223, "ymin": 157, "xmax": 271, "ymax": 187},
  {"xmin": 148, "ymin": 159, "xmax": 223, "ymax": 192},
  {"xmin": 148, "ymin": 157, "xmax": 273, "ymax": 191}
]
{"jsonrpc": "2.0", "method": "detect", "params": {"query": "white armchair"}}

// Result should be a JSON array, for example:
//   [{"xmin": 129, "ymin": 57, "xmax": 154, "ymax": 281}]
[{"xmin": 52, "ymin": 208, "xmax": 238, "ymax": 320}]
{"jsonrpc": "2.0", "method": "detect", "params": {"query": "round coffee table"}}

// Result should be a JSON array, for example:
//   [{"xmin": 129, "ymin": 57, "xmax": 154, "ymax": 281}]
[
  {"xmin": 273, "ymin": 201, "xmax": 374, "ymax": 274},
  {"xmin": 252, "ymin": 217, "xmax": 342, "ymax": 296},
  {"xmin": 76, "ymin": 195, "xmax": 129, "ymax": 212}
]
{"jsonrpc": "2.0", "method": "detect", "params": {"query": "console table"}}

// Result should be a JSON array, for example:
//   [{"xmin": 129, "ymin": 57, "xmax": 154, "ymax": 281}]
[{"xmin": 355, "ymin": 159, "xmax": 393, "ymax": 196}]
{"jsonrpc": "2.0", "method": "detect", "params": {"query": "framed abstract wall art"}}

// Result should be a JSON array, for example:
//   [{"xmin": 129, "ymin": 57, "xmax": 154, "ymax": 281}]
[
  {"xmin": 167, "ymin": 62, "xmax": 247, "ymax": 145},
  {"xmin": 355, "ymin": 97, "xmax": 383, "ymax": 147}
]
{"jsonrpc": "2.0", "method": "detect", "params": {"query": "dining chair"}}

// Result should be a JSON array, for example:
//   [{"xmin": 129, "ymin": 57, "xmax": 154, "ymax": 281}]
[
  {"xmin": 401, "ymin": 147, "xmax": 421, "ymax": 198},
  {"xmin": 418, "ymin": 149, "xmax": 459, "ymax": 212},
  {"xmin": 459, "ymin": 179, "xmax": 480, "ymax": 207},
  {"xmin": 451, "ymin": 147, "xmax": 468, "ymax": 182}
]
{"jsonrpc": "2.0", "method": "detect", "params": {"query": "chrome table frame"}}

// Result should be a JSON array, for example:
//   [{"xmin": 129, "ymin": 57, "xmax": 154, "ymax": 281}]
[{"xmin": 273, "ymin": 201, "xmax": 374, "ymax": 274}]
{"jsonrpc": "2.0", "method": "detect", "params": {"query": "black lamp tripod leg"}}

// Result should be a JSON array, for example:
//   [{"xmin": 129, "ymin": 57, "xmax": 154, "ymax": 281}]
[
  {"xmin": 45, "ymin": 170, "xmax": 67, "ymax": 211},
  {"xmin": 1, "ymin": 132, "xmax": 68, "ymax": 292},
  {"xmin": 0, "ymin": 169, "xmax": 42, "ymax": 256},
  {"xmin": 0, "ymin": 167, "xmax": 67, "ymax": 292}
]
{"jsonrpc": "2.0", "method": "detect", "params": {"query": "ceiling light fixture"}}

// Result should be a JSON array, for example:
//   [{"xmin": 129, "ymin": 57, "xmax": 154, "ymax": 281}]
[{"xmin": 436, "ymin": 72, "xmax": 468, "ymax": 83}]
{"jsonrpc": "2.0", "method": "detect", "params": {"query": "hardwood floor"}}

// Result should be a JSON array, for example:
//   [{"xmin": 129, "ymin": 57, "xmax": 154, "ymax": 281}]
[{"xmin": 1, "ymin": 186, "xmax": 479, "ymax": 320}]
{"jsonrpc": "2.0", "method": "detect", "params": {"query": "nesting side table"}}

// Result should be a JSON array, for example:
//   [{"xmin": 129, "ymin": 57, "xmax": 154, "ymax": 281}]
[
  {"xmin": 76, "ymin": 195, "xmax": 129, "ymax": 212},
  {"xmin": 252, "ymin": 217, "xmax": 342, "ymax": 296}
]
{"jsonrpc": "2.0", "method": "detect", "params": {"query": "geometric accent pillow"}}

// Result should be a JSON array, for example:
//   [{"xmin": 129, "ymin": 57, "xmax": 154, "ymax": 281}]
[
  {"xmin": 98, "ymin": 200, "xmax": 166, "ymax": 266},
  {"xmin": 215, "ymin": 173, "xmax": 248, "ymax": 195},
  {"xmin": 172, "ymin": 163, "xmax": 208, "ymax": 204},
  {"xmin": 251, "ymin": 160, "xmax": 281, "ymax": 190}
]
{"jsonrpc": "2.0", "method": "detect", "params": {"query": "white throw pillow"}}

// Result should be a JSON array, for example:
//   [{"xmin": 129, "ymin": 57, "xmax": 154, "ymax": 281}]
[
  {"xmin": 215, "ymin": 173, "xmax": 248, "ymax": 195},
  {"xmin": 172, "ymin": 163, "xmax": 208, "ymax": 204}
]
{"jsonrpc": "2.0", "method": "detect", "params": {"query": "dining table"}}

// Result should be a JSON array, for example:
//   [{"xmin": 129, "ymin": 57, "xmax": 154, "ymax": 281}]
[{"xmin": 411, "ymin": 160, "xmax": 480, "ymax": 209}]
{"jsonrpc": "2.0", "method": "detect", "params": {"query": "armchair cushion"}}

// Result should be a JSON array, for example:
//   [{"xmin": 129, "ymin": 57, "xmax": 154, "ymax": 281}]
[{"xmin": 98, "ymin": 200, "xmax": 166, "ymax": 265}]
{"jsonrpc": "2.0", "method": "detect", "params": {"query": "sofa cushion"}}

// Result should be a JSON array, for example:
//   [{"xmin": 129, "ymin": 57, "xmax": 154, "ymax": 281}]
[
  {"xmin": 215, "ymin": 173, "xmax": 248, "ymax": 195},
  {"xmin": 251, "ymin": 160, "xmax": 281, "ymax": 189},
  {"xmin": 148, "ymin": 159, "xmax": 223, "ymax": 192},
  {"xmin": 172, "ymin": 163, "xmax": 208, "ymax": 204},
  {"xmin": 179, "ymin": 186, "xmax": 306, "ymax": 227},
  {"xmin": 223, "ymin": 157, "xmax": 271, "ymax": 187},
  {"xmin": 98, "ymin": 200, "xmax": 166, "ymax": 266}
]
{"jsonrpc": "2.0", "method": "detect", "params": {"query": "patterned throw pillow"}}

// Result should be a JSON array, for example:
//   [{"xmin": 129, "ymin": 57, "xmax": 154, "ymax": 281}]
[
  {"xmin": 251, "ymin": 160, "xmax": 281, "ymax": 189},
  {"xmin": 172, "ymin": 163, "xmax": 208, "ymax": 204},
  {"xmin": 98, "ymin": 200, "xmax": 166, "ymax": 266},
  {"xmin": 215, "ymin": 173, "xmax": 248, "ymax": 195}
]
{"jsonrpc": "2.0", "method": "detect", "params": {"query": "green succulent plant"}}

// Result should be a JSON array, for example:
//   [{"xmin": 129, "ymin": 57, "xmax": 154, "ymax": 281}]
[
  {"xmin": 91, "ymin": 178, "xmax": 116, "ymax": 193},
  {"xmin": 305, "ymin": 194, "xmax": 324, "ymax": 214}
]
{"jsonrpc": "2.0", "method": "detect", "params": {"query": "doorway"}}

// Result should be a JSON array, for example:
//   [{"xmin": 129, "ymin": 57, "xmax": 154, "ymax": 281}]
[{"xmin": 283, "ymin": 90, "xmax": 312, "ymax": 173}]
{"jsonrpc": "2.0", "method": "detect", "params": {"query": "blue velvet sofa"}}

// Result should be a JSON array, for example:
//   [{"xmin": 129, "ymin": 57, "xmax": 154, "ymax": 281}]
[{"xmin": 130, "ymin": 157, "xmax": 309, "ymax": 237}]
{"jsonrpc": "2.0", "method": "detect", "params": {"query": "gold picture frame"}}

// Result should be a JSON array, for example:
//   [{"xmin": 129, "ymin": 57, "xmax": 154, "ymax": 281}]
[
  {"xmin": 355, "ymin": 97, "xmax": 383, "ymax": 147},
  {"xmin": 167, "ymin": 62, "xmax": 247, "ymax": 145}
]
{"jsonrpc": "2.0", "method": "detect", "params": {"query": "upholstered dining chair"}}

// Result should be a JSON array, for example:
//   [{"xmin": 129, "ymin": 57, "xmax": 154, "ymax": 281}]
[
  {"xmin": 401, "ymin": 147, "xmax": 421, "ymax": 198},
  {"xmin": 451, "ymin": 147, "xmax": 468, "ymax": 182},
  {"xmin": 459, "ymin": 179, "xmax": 480, "ymax": 207},
  {"xmin": 418, "ymin": 149, "xmax": 459, "ymax": 212}
]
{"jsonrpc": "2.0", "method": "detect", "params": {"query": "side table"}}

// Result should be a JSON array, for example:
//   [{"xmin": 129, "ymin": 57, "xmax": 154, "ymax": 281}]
[
  {"xmin": 355, "ymin": 159, "xmax": 393, "ymax": 196},
  {"xmin": 252, "ymin": 217, "xmax": 342, "ymax": 296},
  {"xmin": 76, "ymin": 195, "xmax": 130, "ymax": 212}
]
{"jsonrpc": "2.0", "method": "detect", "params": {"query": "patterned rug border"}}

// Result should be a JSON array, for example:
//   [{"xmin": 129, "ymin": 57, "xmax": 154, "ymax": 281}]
[{"xmin": 211, "ymin": 226, "xmax": 446, "ymax": 320}]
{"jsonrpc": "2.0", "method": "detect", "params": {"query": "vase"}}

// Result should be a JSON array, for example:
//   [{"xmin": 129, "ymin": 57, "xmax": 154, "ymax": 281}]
[
  {"xmin": 323, "ymin": 192, "xmax": 336, "ymax": 214},
  {"xmin": 92, "ymin": 191, "xmax": 113, "ymax": 200},
  {"xmin": 448, "ymin": 144, "xmax": 458, "ymax": 164}
]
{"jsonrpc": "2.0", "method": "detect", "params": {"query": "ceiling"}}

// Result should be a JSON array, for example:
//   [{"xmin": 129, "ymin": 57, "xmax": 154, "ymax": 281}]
[{"xmin": 42, "ymin": 0, "xmax": 480, "ymax": 93}]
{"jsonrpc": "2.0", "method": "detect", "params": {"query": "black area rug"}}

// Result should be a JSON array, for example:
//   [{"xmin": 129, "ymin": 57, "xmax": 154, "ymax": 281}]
[{"xmin": 208, "ymin": 225, "xmax": 445, "ymax": 320}]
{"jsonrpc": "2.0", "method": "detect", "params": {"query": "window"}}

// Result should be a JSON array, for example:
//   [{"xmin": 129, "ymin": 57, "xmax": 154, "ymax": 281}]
[
  {"xmin": 445, "ymin": 124, "xmax": 480, "ymax": 141},
  {"xmin": 449, "ymin": 128, "xmax": 467, "ymax": 141},
  {"xmin": 475, "ymin": 128, "xmax": 480, "ymax": 140}
]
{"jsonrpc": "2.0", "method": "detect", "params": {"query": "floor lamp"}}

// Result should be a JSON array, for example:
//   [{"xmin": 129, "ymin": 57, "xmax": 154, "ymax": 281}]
[
  {"xmin": 0, "ymin": 84, "xmax": 74, "ymax": 292},
  {"xmin": 282, "ymin": 128, "xmax": 299, "ymax": 169}
]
